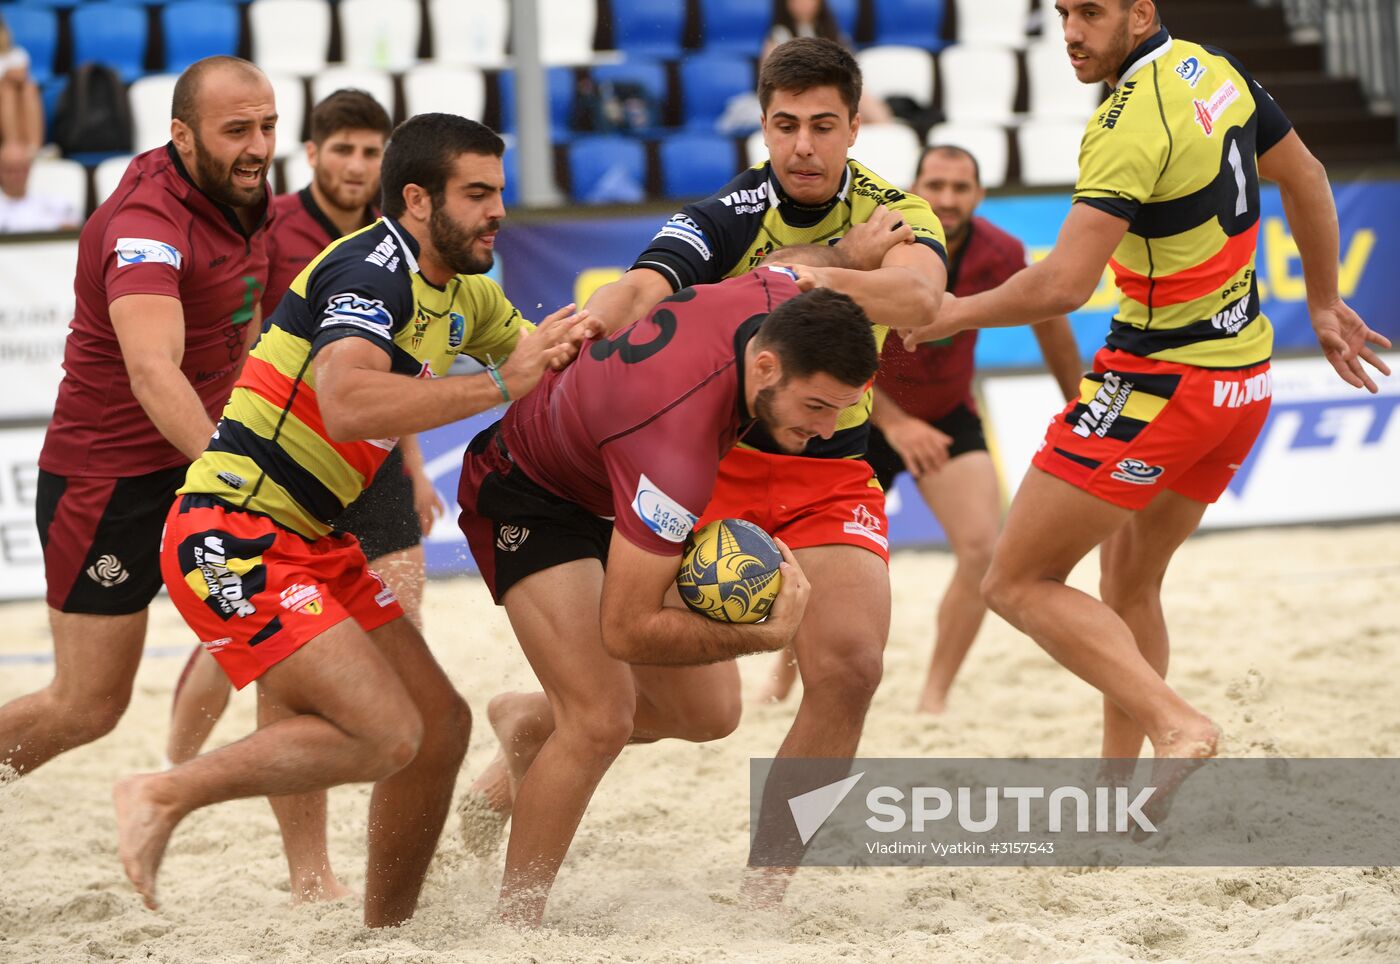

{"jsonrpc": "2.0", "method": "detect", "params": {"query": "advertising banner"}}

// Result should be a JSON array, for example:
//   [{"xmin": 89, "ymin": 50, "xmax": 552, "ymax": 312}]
[{"xmin": 0, "ymin": 239, "xmax": 78, "ymax": 420}]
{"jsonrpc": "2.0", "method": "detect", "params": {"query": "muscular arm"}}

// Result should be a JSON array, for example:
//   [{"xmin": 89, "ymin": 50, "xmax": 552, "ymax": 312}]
[
  {"xmin": 599, "ymin": 532, "xmax": 807, "ymax": 666},
  {"xmin": 109, "ymin": 293, "xmax": 218, "ymax": 462},
  {"xmin": 1030, "ymin": 316, "xmax": 1084, "ymax": 401},
  {"xmin": 799, "ymin": 241, "xmax": 945, "ymax": 329},
  {"xmin": 1259, "ymin": 130, "xmax": 1392, "ymax": 390},
  {"xmin": 583, "ymin": 266, "xmax": 675, "ymax": 336}
]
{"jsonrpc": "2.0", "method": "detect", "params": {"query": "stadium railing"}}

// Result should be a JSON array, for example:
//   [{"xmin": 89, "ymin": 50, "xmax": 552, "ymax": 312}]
[{"xmin": 1264, "ymin": 0, "xmax": 1400, "ymax": 129}]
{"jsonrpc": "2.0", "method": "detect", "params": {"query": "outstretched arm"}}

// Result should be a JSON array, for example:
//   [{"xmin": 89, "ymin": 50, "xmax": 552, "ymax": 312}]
[
  {"xmin": 583, "ymin": 267, "xmax": 675, "ymax": 336},
  {"xmin": 1259, "ymin": 130, "xmax": 1391, "ymax": 392}
]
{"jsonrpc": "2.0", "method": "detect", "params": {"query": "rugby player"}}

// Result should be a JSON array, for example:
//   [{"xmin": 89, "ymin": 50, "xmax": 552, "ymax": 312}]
[
  {"xmin": 112, "ymin": 114, "xmax": 591, "ymax": 926},
  {"xmin": 0, "ymin": 56, "xmax": 276, "ymax": 779},
  {"xmin": 902, "ymin": 0, "xmax": 1391, "ymax": 786},
  {"xmin": 456, "ymin": 254, "xmax": 883, "ymax": 926}
]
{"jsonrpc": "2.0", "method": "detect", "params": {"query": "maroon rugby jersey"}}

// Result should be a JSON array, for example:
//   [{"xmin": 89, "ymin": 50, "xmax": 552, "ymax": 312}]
[
  {"xmin": 502, "ymin": 268, "xmax": 801, "ymax": 555},
  {"xmin": 260, "ymin": 188, "xmax": 376, "ymax": 319},
  {"xmin": 40, "ymin": 144, "xmax": 272, "ymax": 476},
  {"xmin": 876, "ymin": 216, "xmax": 1027, "ymax": 422}
]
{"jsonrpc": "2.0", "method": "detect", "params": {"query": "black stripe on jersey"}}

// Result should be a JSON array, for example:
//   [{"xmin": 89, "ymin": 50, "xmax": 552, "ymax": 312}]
[
  {"xmin": 208, "ymin": 419, "xmax": 347, "ymax": 524},
  {"xmin": 1129, "ymin": 117, "xmax": 1261, "ymax": 240},
  {"xmin": 1083, "ymin": 370, "xmax": 1183, "ymax": 399},
  {"xmin": 1106, "ymin": 284, "xmax": 1261, "ymax": 358},
  {"xmin": 1053, "ymin": 447, "xmax": 1102, "ymax": 471},
  {"xmin": 744, "ymin": 420, "xmax": 871, "ymax": 460}
]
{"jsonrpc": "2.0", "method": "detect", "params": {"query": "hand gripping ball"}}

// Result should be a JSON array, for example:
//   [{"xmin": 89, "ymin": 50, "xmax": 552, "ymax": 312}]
[{"xmin": 676, "ymin": 518, "xmax": 783, "ymax": 623}]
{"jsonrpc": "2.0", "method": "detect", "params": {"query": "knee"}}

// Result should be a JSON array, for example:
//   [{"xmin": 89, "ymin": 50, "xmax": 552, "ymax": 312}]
[
  {"xmin": 47, "ymin": 681, "xmax": 132, "ymax": 746},
  {"xmin": 957, "ymin": 538, "xmax": 997, "ymax": 584},
  {"xmin": 800, "ymin": 646, "xmax": 884, "ymax": 712},
  {"xmin": 418, "ymin": 692, "xmax": 472, "ymax": 767},
  {"xmin": 1099, "ymin": 570, "xmax": 1162, "ymax": 613},
  {"xmin": 367, "ymin": 708, "xmax": 425, "ymax": 780},
  {"xmin": 683, "ymin": 691, "xmax": 742, "ymax": 743},
  {"xmin": 980, "ymin": 564, "xmax": 1021, "ymax": 620},
  {"xmin": 557, "ymin": 704, "xmax": 634, "ymax": 765}
]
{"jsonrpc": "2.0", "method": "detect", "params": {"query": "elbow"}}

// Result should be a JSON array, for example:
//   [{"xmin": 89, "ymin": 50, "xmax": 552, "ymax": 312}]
[
  {"xmin": 600, "ymin": 620, "xmax": 641, "ymax": 663},
  {"xmin": 1047, "ymin": 272, "xmax": 1097, "ymax": 316},
  {"xmin": 319, "ymin": 402, "xmax": 362, "ymax": 442}
]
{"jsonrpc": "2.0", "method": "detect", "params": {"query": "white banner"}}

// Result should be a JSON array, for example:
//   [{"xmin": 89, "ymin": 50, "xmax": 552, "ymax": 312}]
[
  {"xmin": 0, "ymin": 239, "xmax": 78, "ymax": 420},
  {"xmin": 981, "ymin": 354, "xmax": 1400, "ymax": 528},
  {"xmin": 0, "ymin": 427, "xmax": 47, "ymax": 601}
]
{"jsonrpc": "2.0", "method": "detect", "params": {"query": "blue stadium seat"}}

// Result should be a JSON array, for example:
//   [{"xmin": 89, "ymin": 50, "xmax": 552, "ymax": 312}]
[
  {"xmin": 589, "ymin": 60, "xmax": 667, "ymax": 135},
  {"xmin": 658, "ymin": 132, "xmax": 735, "ymax": 199},
  {"xmin": 497, "ymin": 67, "xmax": 576, "ymax": 139},
  {"xmin": 5, "ymin": 0, "xmax": 81, "ymax": 9},
  {"xmin": 3, "ymin": 6, "xmax": 58, "ymax": 83},
  {"xmin": 827, "ymin": 0, "xmax": 858, "ymax": 40},
  {"xmin": 611, "ymin": 0, "xmax": 685, "ymax": 59},
  {"xmin": 873, "ymin": 0, "xmax": 947, "ymax": 51},
  {"xmin": 162, "ymin": 1, "xmax": 241, "ymax": 74},
  {"xmin": 71, "ymin": 3, "xmax": 148, "ymax": 82},
  {"xmin": 698, "ymin": 0, "xmax": 769, "ymax": 56},
  {"xmin": 567, "ymin": 135, "xmax": 646, "ymax": 204},
  {"xmin": 679, "ymin": 53, "xmax": 753, "ymax": 131},
  {"xmin": 501, "ymin": 144, "xmax": 519, "ymax": 207}
]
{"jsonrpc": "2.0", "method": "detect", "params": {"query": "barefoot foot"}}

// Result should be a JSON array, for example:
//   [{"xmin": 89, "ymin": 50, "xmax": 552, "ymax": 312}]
[
  {"xmin": 290, "ymin": 872, "xmax": 355, "ymax": 905},
  {"xmin": 113, "ymin": 774, "xmax": 183, "ymax": 911},
  {"xmin": 1137, "ymin": 719, "xmax": 1220, "ymax": 837}
]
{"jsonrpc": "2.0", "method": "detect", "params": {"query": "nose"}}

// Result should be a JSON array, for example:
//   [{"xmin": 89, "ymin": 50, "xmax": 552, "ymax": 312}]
[
  {"xmin": 249, "ymin": 126, "xmax": 272, "ymax": 162},
  {"xmin": 815, "ymin": 411, "xmax": 841, "ymax": 439},
  {"xmin": 1063, "ymin": 17, "xmax": 1084, "ymax": 45},
  {"xmin": 793, "ymin": 124, "xmax": 815, "ymax": 156}
]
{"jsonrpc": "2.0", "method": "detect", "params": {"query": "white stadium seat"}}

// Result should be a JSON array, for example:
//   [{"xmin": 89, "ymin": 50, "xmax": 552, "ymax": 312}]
[
  {"xmin": 857, "ymin": 45, "xmax": 935, "ymax": 109},
  {"xmin": 939, "ymin": 44, "xmax": 1018, "ymax": 123},
  {"xmin": 128, "ymin": 74, "xmax": 178, "ymax": 154},
  {"xmin": 266, "ymin": 72, "xmax": 307, "ymax": 156},
  {"xmin": 1027, "ymin": 42, "xmax": 1104, "ymax": 121},
  {"xmin": 402, "ymin": 64, "xmax": 487, "ymax": 121},
  {"xmin": 850, "ymin": 123, "xmax": 922, "ymax": 186},
  {"xmin": 94, "ymin": 155, "xmax": 136, "ymax": 206},
  {"xmin": 311, "ymin": 67, "xmax": 395, "ymax": 121},
  {"xmin": 745, "ymin": 129, "xmax": 768, "ymax": 167},
  {"xmin": 279, "ymin": 150, "xmax": 312, "ymax": 194},
  {"xmin": 249, "ymin": 0, "xmax": 331, "ymax": 77},
  {"xmin": 954, "ymin": 0, "xmax": 1030, "ymax": 48},
  {"xmin": 429, "ymin": 0, "xmax": 508, "ymax": 67},
  {"xmin": 27, "ymin": 158, "xmax": 87, "ymax": 218},
  {"xmin": 1017, "ymin": 119, "xmax": 1085, "ymax": 186},
  {"xmin": 339, "ymin": 0, "xmax": 421, "ymax": 72},
  {"xmin": 540, "ymin": 0, "xmax": 597, "ymax": 65},
  {"xmin": 925, "ymin": 122, "xmax": 1010, "ymax": 188}
]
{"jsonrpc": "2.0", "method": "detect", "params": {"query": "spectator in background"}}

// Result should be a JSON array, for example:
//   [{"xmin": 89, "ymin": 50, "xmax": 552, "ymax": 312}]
[{"xmin": 0, "ymin": 14, "xmax": 71, "ymax": 232}]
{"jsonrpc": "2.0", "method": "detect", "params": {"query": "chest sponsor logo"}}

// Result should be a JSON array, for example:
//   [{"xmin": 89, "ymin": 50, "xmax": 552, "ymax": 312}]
[
  {"xmin": 1213, "ymin": 371, "xmax": 1273, "ymax": 409},
  {"xmin": 278, "ymin": 582, "xmax": 324, "ymax": 615},
  {"xmin": 448, "ymin": 311, "xmax": 466, "ymax": 349},
  {"xmin": 86, "ymin": 553, "xmax": 130, "ymax": 588},
  {"xmin": 1098, "ymin": 80, "xmax": 1137, "ymax": 129},
  {"xmin": 849, "ymin": 169, "xmax": 907, "ymax": 206},
  {"xmin": 718, "ymin": 182, "xmax": 769, "ymax": 215},
  {"xmin": 114, "ymin": 238, "xmax": 183, "ymax": 269},
  {"xmin": 1193, "ymin": 80, "xmax": 1240, "ymax": 136},
  {"xmin": 322, "ymin": 292, "xmax": 394, "ymax": 337},
  {"xmin": 496, "ymin": 524, "xmax": 530, "ymax": 552},
  {"xmin": 1211, "ymin": 292, "xmax": 1253, "ymax": 334},
  {"xmin": 1111, "ymin": 458, "xmax": 1164, "ymax": 485},
  {"xmin": 842, "ymin": 504, "xmax": 889, "ymax": 550},
  {"xmin": 1175, "ymin": 57, "xmax": 1207, "ymax": 88},
  {"xmin": 365, "ymin": 235, "xmax": 400, "ymax": 271},
  {"xmin": 654, "ymin": 213, "xmax": 714, "ymax": 261},
  {"xmin": 631, "ymin": 474, "xmax": 698, "ymax": 543},
  {"xmin": 1072, "ymin": 372, "xmax": 1133, "ymax": 438},
  {"xmin": 208, "ymin": 254, "xmax": 228, "ymax": 269}
]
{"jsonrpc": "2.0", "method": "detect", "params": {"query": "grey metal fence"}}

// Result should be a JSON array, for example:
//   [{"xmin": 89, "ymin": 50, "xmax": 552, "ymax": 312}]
[{"xmin": 1261, "ymin": 0, "xmax": 1400, "ymax": 111}]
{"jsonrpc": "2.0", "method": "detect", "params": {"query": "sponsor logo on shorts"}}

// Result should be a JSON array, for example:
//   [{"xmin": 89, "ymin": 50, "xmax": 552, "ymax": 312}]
[
  {"xmin": 842, "ymin": 504, "xmax": 889, "ymax": 550},
  {"xmin": 364, "ymin": 235, "xmax": 400, "ymax": 271},
  {"xmin": 1111, "ymin": 459, "xmax": 1165, "ymax": 485},
  {"xmin": 1175, "ymin": 56, "xmax": 1206, "ymax": 88},
  {"xmin": 278, "ymin": 582, "xmax": 324, "ymax": 615},
  {"xmin": 1193, "ymin": 80, "xmax": 1240, "ymax": 136},
  {"xmin": 496, "ymin": 525, "xmax": 530, "ymax": 552},
  {"xmin": 631, "ymin": 474, "xmax": 698, "ymax": 544},
  {"xmin": 114, "ymin": 238, "xmax": 183, "ymax": 269},
  {"xmin": 184, "ymin": 533, "xmax": 268, "ymax": 619},
  {"xmin": 86, "ymin": 553, "xmax": 130, "ymax": 588},
  {"xmin": 1213, "ymin": 371, "xmax": 1273, "ymax": 409},
  {"xmin": 321, "ymin": 293, "xmax": 394, "ymax": 339},
  {"xmin": 202, "ymin": 637, "xmax": 232, "ymax": 654},
  {"xmin": 368, "ymin": 569, "xmax": 398, "ymax": 608},
  {"xmin": 1073, "ymin": 372, "xmax": 1133, "ymax": 439},
  {"xmin": 654, "ymin": 214, "xmax": 714, "ymax": 261}
]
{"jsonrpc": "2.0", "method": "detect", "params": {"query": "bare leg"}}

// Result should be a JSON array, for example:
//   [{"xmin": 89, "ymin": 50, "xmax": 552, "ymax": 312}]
[
  {"xmin": 166, "ymin": 646, "xmax": 231, "ymax": 764},
  {"xmin": 914, "ymin": 451, "xmax": 1002, "ymax": 714},
  {"xmin": 369, "ymin": 544, "xmax": 427, "ymax": 631},
  {"xmin": 0, "ymin": 609, "xmax": 145, "ymax": 774},
  {"xmin": 753, "ymin": 646, "xmax": 799, "ymax": 704},
  {"xmin": 981, "ymin": 468, "xmax": 1219, "ymax": 761},
  {"xmin": 361, "ymin": 615, "xmax": 471, "ymax": 928},
  {"xmin": 744, "ymin": 544, "xmax": 890, "ymax": 905},
  {"xmin": 113, "ymin": 617, "xmax": 423, "ymax": 911}
]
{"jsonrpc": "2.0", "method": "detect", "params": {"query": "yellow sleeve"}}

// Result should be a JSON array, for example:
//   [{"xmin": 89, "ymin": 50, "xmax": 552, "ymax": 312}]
[
  {"xmin": 1072, "ymin": 80, "xmax": 1170, "ymax": 219},
  {"xmin": 459, "ymin": 277, "xmax": 532, "ymax": 364},
  {"xmin": 887, "ymin": 189, "xmax": 947, "ymax": 254}
]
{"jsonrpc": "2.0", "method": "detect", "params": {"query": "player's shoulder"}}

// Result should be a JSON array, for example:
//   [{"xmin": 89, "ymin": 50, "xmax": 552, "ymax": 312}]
[
  {"xmin": 969, "ymin": 216, "xmax": 1025, "ymax": 260},
  {"xmin": 269, "ymin": 191, "xmax": 305, "ymax": 220},
  {"xmin": 845, "ymin": 158, "xmax": 920, "ymax": 207},
  {"xmin": 303, "ymin": 218, "xmax": 415, "ymax": 303},
  {"xmin": 454, "ymin": 273, "xmax": 518, "ymax": 316},
  {"xmin": 690, "ymin": 163, "xmax": 772, "ymax": 217}
]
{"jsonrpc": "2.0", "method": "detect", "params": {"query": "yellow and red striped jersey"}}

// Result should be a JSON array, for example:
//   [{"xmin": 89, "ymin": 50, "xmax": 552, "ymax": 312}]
[
  {"xmin": 1073, "ymin": 29, "xmax": 1293, "ymax": 368},
  {"xmin": 180, "ymin": 216, "xmax": 528, "ymax": 539}
]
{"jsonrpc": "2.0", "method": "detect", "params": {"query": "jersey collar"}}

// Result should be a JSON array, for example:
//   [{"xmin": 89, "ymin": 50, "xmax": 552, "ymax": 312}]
[
  {"xmin": 1115, "ymin": 27, "xmax": 1173, "ymax": 87},
  {"xmin": 731, "ymin": 312, "xmax": 765, "ymax": 433},
  {"xmin": 164, "ymin": 142, "xmax": 269, "ymax": 240},
  {"xmin": 380, "ymin": 215, "xmax": 421, "ymax": 275},
  {"xmin": 766, "ymin": 162, "xmax": 852, "ymax": 228},
  {"xmin": 298, "ymin": 186, "xmax": 376, "ymax": 242}
]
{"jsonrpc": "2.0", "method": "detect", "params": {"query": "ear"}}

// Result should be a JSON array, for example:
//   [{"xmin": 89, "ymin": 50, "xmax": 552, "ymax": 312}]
[
  {"xmin": 401, "ymin": 183, "xmax": 433, "ymax": 222},
  {"xmin": 304, "ymin": 139, "xmax": 317, "ymax": 169},
  {"xmin": 848, "ymin": 110, "xmax": 860, "ymax": 148},
  {"xmin": 170, "ymin": 117, "xmax": 194, "ymax": 154},
  {"xmin": 751, "ymin": 347, "xmax": 783, "ymax": 388}
]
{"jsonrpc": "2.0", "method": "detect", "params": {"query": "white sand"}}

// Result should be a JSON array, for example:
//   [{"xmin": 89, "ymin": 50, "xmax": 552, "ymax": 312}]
[{"xmin": 3, "ymin": 523, "xmax": 1399, "ymax": 963}]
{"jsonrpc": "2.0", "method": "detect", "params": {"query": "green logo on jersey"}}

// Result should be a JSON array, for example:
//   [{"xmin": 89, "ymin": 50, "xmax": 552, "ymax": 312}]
[{"xmin": 231, "ymin": 276, "xmax": 265, "ymax": 326}]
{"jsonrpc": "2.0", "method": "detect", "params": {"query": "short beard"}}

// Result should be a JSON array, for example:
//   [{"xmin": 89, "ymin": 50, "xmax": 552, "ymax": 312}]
[
  {"xmin": 191, "ymin": 130, "xmax": 264, "ymax": 209},
  {"xmin": 315, "ymin": 167, "xmax": 373, "ymax": 217},
  {"xmin": 429, "ymin": 201, "xmax": 495, "ymax": 276},
  {"xmin": 754, "ymin": 382, "xmax": 809, "ymax": 455}
]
